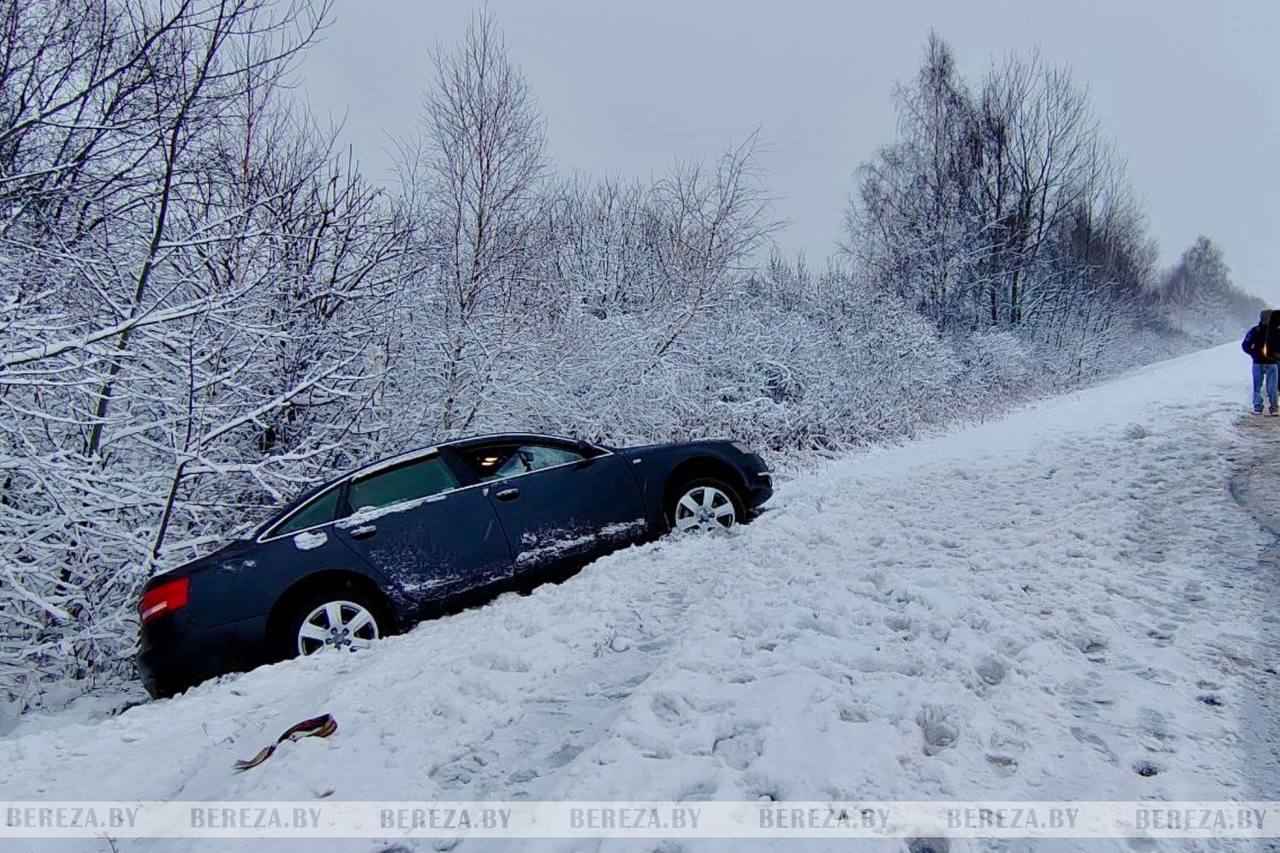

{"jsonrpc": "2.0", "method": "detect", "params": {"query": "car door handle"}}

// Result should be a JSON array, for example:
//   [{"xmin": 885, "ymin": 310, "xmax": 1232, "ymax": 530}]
[
  {"xmin": 348, "ymin": 524, "xmax": 377, "ymax": 540},
  {"xmin": 495, "ymin": 487, "xmax": 520, "ymax": 502}
]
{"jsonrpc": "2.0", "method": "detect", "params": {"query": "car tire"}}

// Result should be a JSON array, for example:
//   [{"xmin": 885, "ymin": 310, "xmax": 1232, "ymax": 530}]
[
  {"xmin": 274, "ymin": 586, "xmax": 391, "ymax": 661},
  {"xmin": 666, "ymin": 476, "xmax": 744, "ymax": 534}
]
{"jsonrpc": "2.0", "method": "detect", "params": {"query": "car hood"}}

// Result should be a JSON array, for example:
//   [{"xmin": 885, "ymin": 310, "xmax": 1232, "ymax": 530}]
[{"xmin": 614, "ymin": 438, "xmax": 735, "ymax": 455}]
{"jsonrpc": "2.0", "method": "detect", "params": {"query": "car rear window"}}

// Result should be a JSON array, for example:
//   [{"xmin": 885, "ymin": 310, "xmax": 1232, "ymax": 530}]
[
  {"xmin": 350, "ymin": 456, "xmax": 458, "ymax": 512},
  {"xmin": 273, "ymin": 487, "xmax": 340, "ymax": 536}
]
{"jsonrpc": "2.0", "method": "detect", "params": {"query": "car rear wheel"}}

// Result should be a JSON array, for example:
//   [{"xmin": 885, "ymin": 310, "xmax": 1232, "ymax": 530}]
[
  {"xmin": 278, "ymin": 589, "xmax": 389, "ymax": 659},
  {"xmin": 667, "ymin": 477, "xmax": 743, "ymax": 534}
]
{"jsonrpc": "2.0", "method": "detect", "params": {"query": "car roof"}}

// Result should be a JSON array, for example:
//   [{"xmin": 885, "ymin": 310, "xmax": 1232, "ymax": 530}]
[
  {"xmin": 441, "ymin": 432, "xmax": 582, "ymax": 451},
  {"xmin": 350, "ymin": 433, "xmax": 584, "ymax": 476}
]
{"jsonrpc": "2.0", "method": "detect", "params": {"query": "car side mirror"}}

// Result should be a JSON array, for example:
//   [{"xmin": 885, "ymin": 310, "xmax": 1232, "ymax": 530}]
[{"xmin": 576, "ymin": 439, "xmax": 599, "ymax": 457}]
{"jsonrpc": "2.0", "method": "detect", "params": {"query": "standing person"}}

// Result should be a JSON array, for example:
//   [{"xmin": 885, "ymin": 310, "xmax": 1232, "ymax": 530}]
[{"xmin": 1242, "ymin": 309, "xmax": 1280, "ymax": 415}]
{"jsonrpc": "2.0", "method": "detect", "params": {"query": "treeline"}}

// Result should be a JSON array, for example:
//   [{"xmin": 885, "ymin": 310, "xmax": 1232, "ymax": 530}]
[
  {"xmin": 0, "ymin": 2, "xmax": 1253, "ymax": 712},
  {"xmin": 845, "ymin": 34, "xmax": 1260, "ymax": 366}
]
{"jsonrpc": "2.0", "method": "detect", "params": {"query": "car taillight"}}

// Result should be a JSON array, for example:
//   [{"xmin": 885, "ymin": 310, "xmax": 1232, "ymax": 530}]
[{"xmin": 139, "ymin": 577, "xmax": 190, "ymax": 624}]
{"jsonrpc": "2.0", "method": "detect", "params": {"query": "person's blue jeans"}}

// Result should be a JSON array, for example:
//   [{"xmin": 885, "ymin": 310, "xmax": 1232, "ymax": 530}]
[{"xmin": 1253, "ymin": 363, "xmax": 1278, "ymax": 412}]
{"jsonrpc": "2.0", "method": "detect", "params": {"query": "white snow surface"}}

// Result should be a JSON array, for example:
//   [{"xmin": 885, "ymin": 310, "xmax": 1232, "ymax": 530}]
[
  {"xmin": 291, "ymin": 530, "xmax": 328, "ymax": 551},
  {"xmin": 5, "ymin": 344, "xmax": 1280, "ymax": 853}
]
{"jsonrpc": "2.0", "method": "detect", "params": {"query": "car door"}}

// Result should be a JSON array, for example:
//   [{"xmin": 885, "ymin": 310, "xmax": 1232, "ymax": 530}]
[
  {"xmin": 447, "ymin": 440, "xmax": 647, "ymax": 575},
  {"xmin": 331, "ymin": 452, "xmax": 513, "ymax": 614}
]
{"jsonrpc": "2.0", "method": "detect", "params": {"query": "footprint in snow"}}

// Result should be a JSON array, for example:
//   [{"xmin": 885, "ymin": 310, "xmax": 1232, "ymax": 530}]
[
  {"xmin": 649, "ymin": 841, "xmax": 686, "ymax": 853},
  {"xmin": 470, "ymin": 650, "xmax": 531, "ymax": 672},
  {"xmin": 885, "ymin": 614, "xmax": 918, "ymax": 638},
  {"xmin": 838, "ymin": 702, "xmax": 873, "ymax": 723},
  {"xmin": 1133, "ymin": 759, "xmax": 1161, "ymax": 777},
  {"xmin": 545, "ymin": 742, "xmax": 584, "ymax": 768},
  {"xmin": 1138, "ymin": 707, "xmax": 1174, "ymax": 742},
  {"xmin": 985, "ymin": 752, "xmax": 1018, "ymax": 776},
  {"xmin": 1128, "ymin": 665, "xmax": 1177, "ymax": 686},
  {"xmin": 711, "ymin": 726, "xmax": 764, "ymax": 771},
  {"xmin": 916, "ymin": 704, "xmax": 959, "ymax": 756},
  {"xmin": 1070, "ymin": 726, "xmax": 1118, "ymax": 765},
  {"xmin": 650, "ymin": 693, "xmax": 688, "ymax": 725},
  {"xmin": 676, "ymin": 779, "xmax": 717, "ymax": 802},
  {"xmin": 430, "ymin": 748, "xmax": 499, "ymax": 789},
  {"xmin": 989, "ymin": 719, "xmax": 1028, "ymax": 756},
  {"xmin": 1123, "ymin": 423, "xmax": 1149, "ymax": 441},
  {"xmin": 974, "ymin": 656, "xmax": 1006, "ymax": 686},
  {"xmin": 1074, "ymin": 635, "xmax": 1108, "ymax": 660}
]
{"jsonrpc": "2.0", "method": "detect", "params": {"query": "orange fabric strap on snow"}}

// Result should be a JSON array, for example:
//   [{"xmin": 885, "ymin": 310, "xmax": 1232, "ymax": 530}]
[{"xmin": 232, "ymin": 713, "xmax": 337, "ymax": 771}]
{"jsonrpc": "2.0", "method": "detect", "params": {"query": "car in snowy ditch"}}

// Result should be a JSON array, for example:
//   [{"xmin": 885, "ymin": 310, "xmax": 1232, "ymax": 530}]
[{"xmin": 137, "ymin": 433, "xmax": 772, "ymax": 697}]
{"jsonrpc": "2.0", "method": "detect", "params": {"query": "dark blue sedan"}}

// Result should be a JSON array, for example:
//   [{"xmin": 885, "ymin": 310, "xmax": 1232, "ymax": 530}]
[{"xmin": 138, "ymin": 433, "xmax": 772, "ymax": 697}]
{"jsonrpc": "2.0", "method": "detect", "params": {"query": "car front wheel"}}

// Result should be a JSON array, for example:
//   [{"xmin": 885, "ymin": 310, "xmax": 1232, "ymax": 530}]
[{"xmin": 667, "ymin": 477, "xmax": 743, "ymax": 534}]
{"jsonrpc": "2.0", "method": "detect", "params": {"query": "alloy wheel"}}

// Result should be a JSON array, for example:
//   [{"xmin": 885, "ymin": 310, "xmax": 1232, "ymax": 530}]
[
  {"xmin": 673, "ymin": 485, "xmax": 737, "ymax": 533},
  {"xmin": 296, "ymin": 600, "xmax": 380, "ymax": 656}
]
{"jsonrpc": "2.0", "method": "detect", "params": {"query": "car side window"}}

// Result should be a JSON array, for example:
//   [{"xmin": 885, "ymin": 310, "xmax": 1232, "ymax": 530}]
[
  {"xmin": 463, "ymin": 443, "xmax": 586, "ymax": 481},
  {"xmin": 514, "ymin": 444, "xmax": 583, "ymax": 473},
  {"xmin": 349, "ymin": 455, "xmax": 458, "ymax": 512},
  {"xmin": 273, "ymin": 486, "xmax": 341, "ymax": 536}
]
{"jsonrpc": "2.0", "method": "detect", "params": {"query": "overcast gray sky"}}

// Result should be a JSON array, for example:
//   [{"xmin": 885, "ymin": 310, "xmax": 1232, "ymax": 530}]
[{"xmin": 298, "ymin": 0, "xmax": 1280, "ymax": 301}]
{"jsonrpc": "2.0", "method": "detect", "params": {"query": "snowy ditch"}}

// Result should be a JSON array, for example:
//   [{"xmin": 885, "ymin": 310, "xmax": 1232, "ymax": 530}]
[{"xmin": 1, "ymin": 344, "xmax": 1277, "ymax": 853}]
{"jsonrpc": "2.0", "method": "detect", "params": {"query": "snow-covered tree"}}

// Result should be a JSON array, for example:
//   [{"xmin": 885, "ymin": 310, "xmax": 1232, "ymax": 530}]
[
  {"xmin": 1161, "ymin": 236, "xmax": 1264, "ymax": 344},
  {"xmin": 392, "ymin": 9, "xmax": 551, "ymax": 436},
  {"xmin": 0, "ymin": 0, "xmax": 412, "ymax": 710}
]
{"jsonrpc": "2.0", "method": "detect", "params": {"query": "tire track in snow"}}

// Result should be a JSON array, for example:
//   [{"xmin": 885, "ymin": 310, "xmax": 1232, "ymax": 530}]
[{"xmin": 1225, "ymin": 415, "xmax": 1280, "ymax": 838}]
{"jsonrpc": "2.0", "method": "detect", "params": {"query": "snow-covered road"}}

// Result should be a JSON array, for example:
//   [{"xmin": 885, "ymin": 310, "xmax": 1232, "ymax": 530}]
[{"xmin": 5, "ymin": 343, "xmax": 1279, "ymax": 853}]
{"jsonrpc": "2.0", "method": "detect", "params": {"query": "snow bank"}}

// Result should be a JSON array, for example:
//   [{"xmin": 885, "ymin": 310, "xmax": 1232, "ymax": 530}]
[{"xmin": 2, "ymin": 344, "xmax": 1274, "ymax": 853}]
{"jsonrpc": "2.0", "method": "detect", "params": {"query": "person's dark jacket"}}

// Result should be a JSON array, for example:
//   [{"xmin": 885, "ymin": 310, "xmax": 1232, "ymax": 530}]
[{"xmin": 1244, "ymin": 312, "xmax": 1280, "ymax": 365}]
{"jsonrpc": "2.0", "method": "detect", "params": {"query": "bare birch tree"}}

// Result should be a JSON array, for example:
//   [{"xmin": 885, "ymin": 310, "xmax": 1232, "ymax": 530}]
[{"xmin": 397, "ymin": 9, "xmax": 549, "ymax": 435}]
